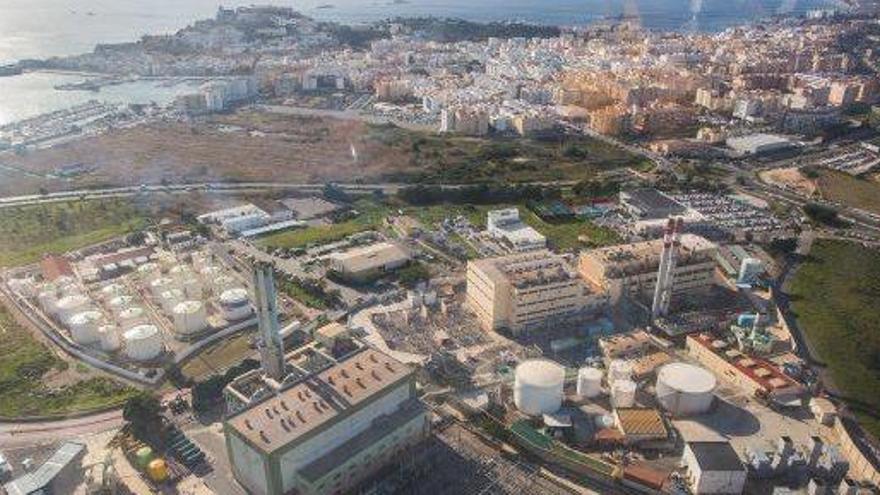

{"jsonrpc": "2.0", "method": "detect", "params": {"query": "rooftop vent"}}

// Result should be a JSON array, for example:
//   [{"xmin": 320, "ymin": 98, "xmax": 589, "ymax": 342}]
[
  {"xmin": 244, "ymin": 419, "xmax": 253, "ymax": 430},
  {"xmin": 259, "ymin": 430, "xmax": 270, "ymax": 443},
  {"xmin": 280, "ymin": 400, "xmax": 289, "ymax": 411},
  {"xmin": 371, "ymin": 370, "xmax": 381, "ymax": 381},
  {"xmin": 266, "ymin": 408, "xmax": 273, "ymax": 419},
  {"xmin": 369, "ymin": 354, "xmax": 378, "ymax": 363},
  {"xmin": 384, "ymin": 362, "xmax": 395, "ymax": 373},
  {"xmin": 343, "ymin": 385, "xmax": 352, "ymax": 396},
  {"xmin": 355, "ymin": 377, "xmax": 366, "ymax": 389}
]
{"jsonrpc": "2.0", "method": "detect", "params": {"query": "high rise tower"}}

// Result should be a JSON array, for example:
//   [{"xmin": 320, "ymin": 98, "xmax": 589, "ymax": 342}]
[
  {"xmin": 253, "ymin": 261, "xmax": 285, "ymax": 380},
  {"xmin": 652, "ymin": 217, "xmax": 683, "ymax": 319}
]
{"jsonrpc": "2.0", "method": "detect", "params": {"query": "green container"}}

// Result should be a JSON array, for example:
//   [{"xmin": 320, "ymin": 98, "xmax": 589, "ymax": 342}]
[{"xmin": 135, "ymin": 446, "xmax": 154, "ymax": 469}]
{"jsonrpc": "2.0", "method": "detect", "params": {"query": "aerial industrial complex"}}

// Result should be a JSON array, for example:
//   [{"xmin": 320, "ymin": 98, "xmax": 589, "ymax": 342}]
[{"xmin": 1, "ymin": 3, "xmax": 880, "ymax": 495}]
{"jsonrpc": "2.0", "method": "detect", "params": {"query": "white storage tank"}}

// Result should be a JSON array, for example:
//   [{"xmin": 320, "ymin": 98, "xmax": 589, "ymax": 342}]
[
  {"xmin": 55, "ymin": 294, "xmax": 91, "ymax": 324},
  {"xmin": 137, "ymin": 262, "xmax": 161, "ymax": 282},
  {"xmin": 158, "ymin": 288, "xmax": 185, "ymax": 313},
  {"xmin": 219, "ymin": 288, "xmax": 252, "ymax": 321},
  {"xmin": 576, "ymin": 366, "xmax": 603, "ymax": 398},
  {"xmin": 68, "ymin": 310, "xmax": 103, "ymax": 345},
  {"xmin": 608, "ymin": 359, "xmax": 634, "ymax": 383},
  {"xmin": 655, "ymin": 362, "xmax": 717, "ymax": 416},
  {"xmin": 107, "ymin": 295, "xmax": 133, "ymax": 314},
  {"xmin": 98, "ymin": 325, "xmax": 121, "ymax": 352},
  {"xmin": 99, "ymin": 283, "xmax": 126, "ymax": 300},
  {"xmin": 611, "ymin": 379, "xmax": 637, "ymax": 409},
  {"xmin": 117, "ymin": 306, "xmax": 146, "ymax": 329},
  {"xmin": 172, "ymin": 301, "xmax": 208, "ymax": 336},
  {"xmin": 149, "ymin": 277, "xmax": 176, "ymax": 297},
  {"xmin": 123, "ymin": 324, "xmax": 163, "ymax": 361},
  {"xmin": 513, "ymin": 359, "xmax": 565, "ymax": 416}
]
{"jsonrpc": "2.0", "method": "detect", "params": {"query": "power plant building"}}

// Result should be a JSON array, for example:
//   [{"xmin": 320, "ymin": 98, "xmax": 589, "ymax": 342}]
[
  {"xmin": 328, "ymin": 242, "xmax": 411, "ymax": 283},
  {"xmin": 467, "ymin": 250, "xmax": 607, "ymax": 334},
  {"xmin": 223, "ymin": 347, "xmax": 428, "ymax": 495},
  {"xmin": 486, "ymin": 208, "xmax": 546, "ymax": 252},
  {"xmin": 579, "ymin": 234, "xmax": 717, "ymax": 304}
]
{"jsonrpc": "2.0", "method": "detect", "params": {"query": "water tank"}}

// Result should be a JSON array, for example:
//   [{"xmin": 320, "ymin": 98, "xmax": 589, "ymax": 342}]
[
  {"xmin": 107, "ymin": 295, "xmax": 133, "ymax": 314},
  {"xmin": 608, "ymin": 359, "xmax": 634, "ymax": 383},
  {"xmin": 149, "ymin": 277, "xmax": 176, "ymax": 297},
  {"xmin": 124, "ymin": 325, "xmax": 163, "ymax": 361},
  {"xmin": 576, "ymin": 366, "xmax": 603, "ymax": 398},
  {"xmin": 220, "ymin": 288, "xmax": 252, "ymax": 321},
  {"xmin": 98, "ymin": 325, "xmax": 121, "ymax": 352},
  {"xmin": 137, "ymin": 262, "xmax": 160, "ymax": 282},
  {"xmin": 655, "ymin": 362, "xmax": 717, "ymax": 416},
  {"xmin": 55, "ymin": 294, "xmax": 91, "ymax": 324},
  {"xmin": 158, "ymin": 288, "xmax": 184, "ymax": 313},
  {"xmin": 172, "ymin": 301, "xmax": 208, "ymax": 336},
  {"xmin": 99, "ymin": 283, "xmax": 126, "ymax": 300},
  {"xmin": 594, "ymin": 413, "xmax": 615, "ymax": 429},
  {"xmin": 513, "ymin": 359, "xmax": 565, "ymax": 416},
  {"xmin": 68, "ymin": 310, "xmax": 103, "ymax": 345},
  {"xmin": 611, "ymin": 379, "xmax": 637, "ymax": 408},
  {"xmin": 117, "ymin": 306, "xmax": 146, "ymax": 329}
]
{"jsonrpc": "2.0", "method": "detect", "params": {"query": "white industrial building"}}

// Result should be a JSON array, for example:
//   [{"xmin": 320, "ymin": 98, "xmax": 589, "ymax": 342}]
[
  {"xmin": 327, "ymin": 242, "xmax": 411, "ymax": 283},
  {"xmin": 682, "ymin": 441, "xmax": 747, "ymax": 494},
  {"xmin": 726, "ymin": 133, "xmax": 794, "ymax": 155},
  {"xmin": 486, "ymin": 208, "xmax": 546, "ymax": 252}
]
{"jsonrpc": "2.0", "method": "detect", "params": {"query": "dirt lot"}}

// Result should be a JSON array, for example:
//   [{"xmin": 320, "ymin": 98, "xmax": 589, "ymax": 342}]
[
  {"xmin": 816, "ymin": 168, "xmax": 880, "ymax": 215},
  {"xmin": 0, "ymin": 109, "xmax": 645, "ymax": 195},
  {"xmin": 759, "ymin": 167, "xmax": 817, "ymax": 196}
]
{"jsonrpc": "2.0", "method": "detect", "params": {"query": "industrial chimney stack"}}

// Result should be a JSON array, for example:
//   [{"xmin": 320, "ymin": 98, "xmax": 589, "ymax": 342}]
[{"xmin": 253, "ymin": 261, "xmax": 285, "ymax": 380}]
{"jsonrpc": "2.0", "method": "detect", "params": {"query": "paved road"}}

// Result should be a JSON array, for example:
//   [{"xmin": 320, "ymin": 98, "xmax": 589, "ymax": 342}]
[{"xmin": 0, "ymin": 409, "xmax": 124, "ymax": 448}]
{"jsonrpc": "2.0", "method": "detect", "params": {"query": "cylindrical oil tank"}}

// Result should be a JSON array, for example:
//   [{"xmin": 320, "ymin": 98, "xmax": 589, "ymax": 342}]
[
  {"xmin": 576, "ymin": 366, "xmax": 603, "ymax": 398},
  {"xmin": 99, "ymin": 283, "xmax": 126, "ymax": 300},
  {"xmin": 68, "ymin": 310, "xmax": 103, "ymax": 345},
  {"xmin": 611, "ymin": 379, "xmax": 637, "ymax": 409},
  {"xmin": 220, "ymin": 288, "xmax": 252, "ymax": 321},
  {"xmin": 513, "ymin": 359, "xmax": 565, "ymax": 416},
  {"xmin": 608, "ymin": 359, "xmax": 634, "ymax": 383},
  {"xmin": 107, "ymin": 295, "xmax": 133, "ymax": 314},
  {"xmin": 594, "ymin": 413, "xmax": 614, "ymax": 429},
  {"xmin": 149, "ymin": 277, "xmax": 176, "ymax": 298},
  {"xmin": 117, "ymin": 306, "xmax": 146, "ymax": 329},
  {"xmin": 124, "ymin": 325, "xmax": 163, "ymax": 361},
  {"xmin": 158, "ymin": 288, "xmax": 184, "ymax": 313},
  {"xmin": 655, "ymin": 362, "xmax": 717, "ymax": 416},
  {"xmin": 55, "ymin": 294, "xmax": 91, "ymax": 324},
  {"xmin": 37, "ymin": 289, "xmax": 59, "ymax": 315},
  {"xmin": 137, "ymin": 262, "xmax": 161, "ymax": 282},
  {"xmin": 98, "ymin": 325, "xmax": 121, "ymax": 352},
  {"xmin": 147, "ymin": 459, "xmax": 168, "ymax": 482},
  {"xmin": 172, "ymin": 301, "xmax": 208, "ymax": 336}
]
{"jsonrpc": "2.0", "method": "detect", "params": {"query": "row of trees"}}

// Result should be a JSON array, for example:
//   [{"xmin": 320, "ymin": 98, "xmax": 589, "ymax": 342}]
[{"xmin": 398, "ymin": 183, "xmax": 562, "ymax": 206}]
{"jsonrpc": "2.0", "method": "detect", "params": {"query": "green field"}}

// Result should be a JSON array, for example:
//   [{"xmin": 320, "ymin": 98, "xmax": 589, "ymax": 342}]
[
  {"xmin": 405, "ymin": 203, "xmax": 619, "ymax": 252},
  {"xmin": 817, "ymin": 169, "xmax": 880, "ymax": 215},
  {"xmin": 369, "ymin": 124, "xmax": 652, "ymax": 184},
  {"xmin": 0, "ymin": 303, "xmax": 136, "ymax": 418},
  {"xmin": 180, "ymin": 332, "xmax": 255, "ymax": 382},
  {"xmin": 258, "ymin": 201, "xmax": 389, "ymax": 249},
  {"xmin": 0, "ymin": 199, "xmax": 147, "ymax": 267},
  {"xmin": 789, "ymin": 240, "xmax": 880, "ymax": 439}
]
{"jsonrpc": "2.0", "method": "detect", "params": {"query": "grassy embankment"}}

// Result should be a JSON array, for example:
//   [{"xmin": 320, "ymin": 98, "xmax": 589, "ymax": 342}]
[
  {"xmin": 0, "ymin": 304, "xmax": 136, "ymax": 417},
  {"xmin": 0, "ymin": 199, "xmax": 147, "ymax": 267},
  {"xmin": 789, "ymin": 240, "xmax": 880, "ymax": 439},
  {"xmin": 257, "ymin": 200, "xmax": 390, "ymax": 249},
  {"xmin": 368, "ymin": 123, "xmax": 653, "ymax": 183},
  {"xmin": 407, "ymin": 204, "xmax": 621, "ymax": 252},
  {"xmin": 816, "ymin": 169, "xmax": 880, "ymax": 215}
]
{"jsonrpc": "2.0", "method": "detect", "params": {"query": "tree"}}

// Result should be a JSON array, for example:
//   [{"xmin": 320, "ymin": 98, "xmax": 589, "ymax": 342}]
[{"xmin": 123, "ymin": 391, "xmax": 162, "ymax": 435}]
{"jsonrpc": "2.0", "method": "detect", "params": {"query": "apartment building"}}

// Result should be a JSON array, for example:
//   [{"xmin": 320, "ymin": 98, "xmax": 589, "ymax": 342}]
[
  {"xmin": 467, "ymin": 250, "xmax": 606, "ymax": 334},
  {"xmin": 579, "ymin": 234, "xmax": 717, "ymax": 304}
]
